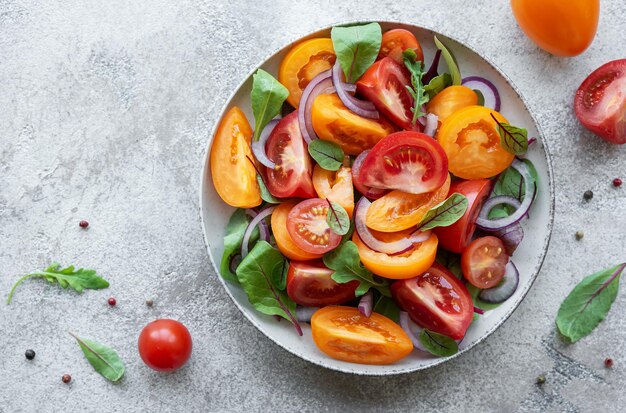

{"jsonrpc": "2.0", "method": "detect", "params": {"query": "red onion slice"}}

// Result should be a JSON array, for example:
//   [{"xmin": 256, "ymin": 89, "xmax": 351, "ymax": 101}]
[
  {"xmin": 332, "ymin": 61, "xmax": 379, "ymax": 119},
  {"xmin": 241, "ymin": 206, "xmax": 275, "ymax": 258},
  {"xmin": 296, "ymin": 306, "xmax": 319, "ymax": 323},
  {"xmin": 352, "ymin": 150, "xmax": 388, "ymax": 199},
  {"xmin": 424, "ymin": 113, "xmax": 439, "ymax": 137},
  {"xmin": 399, "ymin": 311, "xmax": 429, "ymax": 352},
  {"xmin": 478, "ymin": 260, "xmax": 519, "ymax": 303},
  {"xmin": 251, "ymin": 119, "xmax": 279, "ymax": 169},
  {"xmin": 298, "ymin": 70, "xmax": 334, "ymax": 144},
  {"xmin": 462, "ymin": 76, "xmax": 501, "ymax": 112},
  {"xmin": 473, "ymin": 306, "xmax": 485, "ymax": 315},
  {"xmin": 358, "ymin": 291, "xmax": 373, "ymax": 317}
]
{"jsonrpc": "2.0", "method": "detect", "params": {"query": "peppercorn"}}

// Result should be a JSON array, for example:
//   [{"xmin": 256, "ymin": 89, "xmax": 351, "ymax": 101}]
[
  {"xmin": 575, "ymin": 231, "xmax": 584, "ymax": 240},
  {"xmin": 108, "ymin": 297, "xmax": 116, "ymax": 306},
  {"xmin": 583, "ymin": 190, "xmax": 593, "ymax": 200},
  {"xmin": 613, "ymin": 178, "xmax": 622, "ymax": 187},
  {"xmin": 62, "ymin": 374, "xmax": 72, "ymax": 384},
  {"xmin": 605, "ymin": 358, "xmax": 614, "ymax": 368},
  {"xmin": 25, "ymin": 349, "xmax": 35, "ymax": 360},
  {"xmin": 79, "ymin": 220, "xmax": 89, "ymax": 228},
  {"xmin": 536, "ymin": 375, "xmax": 546, "ymax": 385},
  {"xmin": 145, "ymin": 298, "xmax": 154, "ymax": 307}
]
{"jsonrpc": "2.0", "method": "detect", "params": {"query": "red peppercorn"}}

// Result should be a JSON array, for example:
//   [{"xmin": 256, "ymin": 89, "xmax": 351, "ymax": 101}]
[
  {"xmin": 613, "ymin": 178, "xmax": 622, "ymax": 187},
  {"xmin": 605, "ymin": 357, "xmax": 614, "ymax": 368},
  {"xmin": 108, "ymin": 297, "xmax": 116, "ymax": 306},
  {"xmin": 79, "ymin": 220, "xmax": 89, "ymax": 228},
  {"xmin": 62, "ymin": 374, "xmax": 72, "ymax": 384}
]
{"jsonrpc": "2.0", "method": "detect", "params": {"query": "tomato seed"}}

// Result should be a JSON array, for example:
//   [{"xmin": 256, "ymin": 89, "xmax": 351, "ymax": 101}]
[
  {"xmin": 108, "ymin": 297, "xmax": 116, "ymax": 306},
  {"xmin": 605, "ymin": 358, "xmax": 614, "ymax": 368},
  {"xmin": 79, "ymin": 220, "xmax": 89, "ymax": 228},
  {"xmin": 613, "ymin": 178, "xmax": 622, "ymax": 187},
  {"xmin": 25, "ymin": 349, "xmax": 35, "ymax": 360},
  {"xmin": 62, "ymin": 374, "xmax": 72, "ymax": 384}
]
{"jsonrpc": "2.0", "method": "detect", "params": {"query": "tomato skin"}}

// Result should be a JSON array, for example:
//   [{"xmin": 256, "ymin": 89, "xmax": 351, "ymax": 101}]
[
  {"xmin": 271, "ymin": 201, "xmax": 322, "ymax": 261},
  {"xmin": 279, "ymin": 38, "xmax": 336, "ymax": 108},
  {"xmin": 286, "ymin": 260, "xmax": 358, "ymax": 306},
  {"xmin": 311, "ymin": 93, "xmax": 397, "ymax": 155},
  {"xmin": 574, "ymin": 59, "xmax": 626, "ymax": 144},
  {"xmin": 379, "ymin": 29, "xmax": 424, "ymax": 64},
  {"xmin": 264, "ymin": 112, "xmax": 316, "ymax": 198},
  {"xmin": 426, "ymin": 86, "xmax": 478, "ymax": 123},
  {"xmin": 434, "ymin": 179, "xmax": 493, "ymax": 253},
  {"xmin": 391, "ymin": 263, "xmax": 473, "ymax": 340},
  {"xmin": 138, "ymin": 319, "xmax": 192, "ymax": 372},
  {"xmin": 511, "ymin": 0, "xmax": 599, "ymax": 57},
  {"xmin": 311, "ymin": 306, "xmax": 413, "ymax": 365},
  {"xmin": 357, "ymin": 57, "xmax": 419, "ymax": 131},
  {"xmin": 210, "ymin": 106, "xmax": 261, "ymax": 208},
  {"xmin": 461, "ymin": 236, "xmax": 508, "ymax": 289},
  {"xmin": 287, "ymin": 198, "xmax": 342, "ymax": 254},
  {"xmin": 312, "ymin": 165, "xmax": 355, "ymax": 218}
]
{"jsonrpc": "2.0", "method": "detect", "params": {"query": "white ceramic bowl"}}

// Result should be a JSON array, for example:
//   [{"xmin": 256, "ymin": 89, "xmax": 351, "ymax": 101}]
[{"xmin": 200, "ymin": 21, "xmax": 555, "ymax": 375}]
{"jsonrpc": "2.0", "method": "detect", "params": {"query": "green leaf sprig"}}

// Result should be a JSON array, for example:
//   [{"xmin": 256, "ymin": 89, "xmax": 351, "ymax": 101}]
[
  {"xmin": 417, "ymin": 193, "xmax": 468, "ymax": 231},
  {"xmin": 251, "ymin": 69, "xmax": 289, "ymax": 142},
  {"xmin": 326, "ymin": 200, "xmax": 350, "ymax": 236},
  {"xmin": 490, "ymin": 113, "xmax": 528, "ymax": 155},
  {"xmin": 403, "ymin": 49, "xmax": 429, "ymax": 125},
  {"xmin": 220, "ymin": 209, "xmax": 260, "ymax": 284},
  {"xmin": 245, "ymin": 155, "xmax": 280, "ymax": 204},
  {"xmin": 331, "ymin": 22, "xmax": 382, "ymax": 83},
  {"xmin": 308, "ymin": 139, "xmax": 345, "ymax": 171},
  {"xmin": 433, "ymin": 36, "xmax": 461, "ymax": 86},
  {"xmin": 7, "ymin": 263, "xmax": 109, "ymax": 305},
  {"xmin": 70, "ymin": 333, "xmax": 125, "ymax": 382},
  {"xmin": 419, "ymin": 329, "xmax": 459, "ymax": 357}
]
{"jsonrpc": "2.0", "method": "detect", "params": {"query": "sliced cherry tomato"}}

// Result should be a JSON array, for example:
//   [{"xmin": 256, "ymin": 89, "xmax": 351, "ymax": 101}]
[
  {"xmin": 574, "ymin": 59, "xmax": 626, "ymax": 144},
  {"xmin": 271, "ymin": 201, "xmax": 322, "ymax": 261},
  {"xmin": 426, "ymin": 86, "xmax": 478, "ymax": 123},
  {"xmin": 437, "ymin": 106, "xmax": 514, "ymax": 179},
  {"xmin": 357, "ymin": 57, "xmax": 419, "ymax": 131},
  {"xmin": 311, "ymin": 306, "xmax": 413, "ymax": 365},
  {"xmin": 312, "ymin": 165, "xmax": 355, "ymax": 217},
  {"xmin": 378, "ymin": 29, "xmax": 424, "ymax": 64},
  {"xmin": 264, "ymin": 112, "xmax": 316, "ymax": 198},
  {"xmin": 286, "ymin": 260, "xmax": 358, "ymax": 306},
  {"xmin": 287, "ymin": 198, "xmax": 342, "ymax": 254},
  {"xmin": 353, "ymin": 231, "xmax": 438, "ymax": 279},
  {"xmin": 511, "ymin": 0, "xmax": 599, "ymax": 57},
  {"xmin": 461, "ymin": 236, "xmax": 508, "ymax": 289},
  {"xmin": 358, "ymin": 131, "xmax": 448, "ymax": 195},
  {"xmin": 279, "ymin": 38, "xmax": 336, "ymax": 108},
  {"xmin": 434, "ymin": 179, "xmax": 492, "ymax": 253},
  {"xmin": 366, "ymin": 174, "xmax": 450, "ymax": 232},
  {"xmin": 311, "ymin": 93, "xmax": 397, "ymax": 155},
  {"xmin": 210, "ymin": 106, "xmax": 261, "ymax": 208},
  {"xmin": 391, "ymin": 263, "xmax": 473, "ymax": 340},
  {"xmin": 138, "ymin": 319, "xmax": 192, "ymax": 372}
]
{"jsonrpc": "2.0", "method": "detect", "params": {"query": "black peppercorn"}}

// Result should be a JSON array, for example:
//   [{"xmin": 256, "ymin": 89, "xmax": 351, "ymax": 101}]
[
  {"xmin": 583, "ymin": 190, "xmax": 593, "ymax": 200},
  {"xmin": 25, "ymin": 349, "xmax": 35, "ymax": 360}
]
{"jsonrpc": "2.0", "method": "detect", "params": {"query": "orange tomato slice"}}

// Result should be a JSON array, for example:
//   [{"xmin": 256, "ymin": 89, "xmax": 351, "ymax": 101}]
[
  {"xmin": 312, "ymin": 165, "xmax": 355, "ymax": 218},
  {"xmin": 426, "ymin": 85, "xmax": 478, "ymax": 123},
  {"xmin": 271, "ymin": 201, "xmax": 322, "ymax": 261}
]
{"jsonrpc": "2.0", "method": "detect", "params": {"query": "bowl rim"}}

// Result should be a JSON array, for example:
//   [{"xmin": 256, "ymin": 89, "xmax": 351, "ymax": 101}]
[{"xmin": 198, "ymin": 19, "xmax": 555, "ymax": 376}]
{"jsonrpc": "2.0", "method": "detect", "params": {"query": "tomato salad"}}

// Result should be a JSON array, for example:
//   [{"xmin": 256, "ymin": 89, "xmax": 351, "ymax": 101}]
[{"xmin": 210, "ymin": 23, "xmax": 539, "ymax": 365}]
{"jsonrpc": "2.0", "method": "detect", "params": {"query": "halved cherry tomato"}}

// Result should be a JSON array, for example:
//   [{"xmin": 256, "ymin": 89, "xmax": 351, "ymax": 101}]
[
  {"xmin": 378, "ymin": 29, "xmax": 424, "ymax": 64},
  {"xmin": 312, "ymin": 165, "xmax": 355, "ymax": 217},
  {"xmin": 357, "ymin": 57, "xmax": 418, "ymax": 131},
  {"xmin": 426, "ymin": 86, "xmax": 478, "ymax": 123},
  {"xmin": 574, "ymin": 59, "xmax": 626, "ymax": 144},
  {"xmin": 271, "ymin": 201, "xmax": 322, "ymax": 261},
  {"xmin": 264, "ymin": 112, "xmax": 316, "ymax": 198},
  {"xmin": 311, "ymin": 306, "xmax": 413, "ymax": 365},
  {"xmin": 210, "ymin": 106, "xmax": 261, "ymax": 208},
  {"xmin": 461, "ymin": 236, "xmax": 508, "ymax": 289},
  {"xmin": 434, "ymin": 179, "xmax": 492, "ymax": 253},
  {"xmin": 366, "ymin": 174, "xmax": 450, "ymax": 232},
  {"xmin": 353, "ymin": 231, "xmax": 438, "ymax": 279},
  {"xmin": 437, "ymin": 106, "xmax": 514, "ymax": 179},
  {"xmin": 279, "ymin": 38, "xmax": 336, "ymax": 108},
  {"xmin": 391, "ymin": 263, "xmax": 473, "ymax": 340},
  {"xmin": 287, "ymin": 198, "xmax": 342, "ymax": 254},
  {"xmin": 358, "ymin": 131, "xmax": 449, "ymax": 194},
  {"xmin": 286, "ymin": 260, "xmax": 358, "ymax": 306},
  {"xmin": 511, "ymin": 0, "xmax": 599, "ymax": 57},
  {"xmin": 311, "ymin": 93, "xmax": 397, "ymax": 155}
]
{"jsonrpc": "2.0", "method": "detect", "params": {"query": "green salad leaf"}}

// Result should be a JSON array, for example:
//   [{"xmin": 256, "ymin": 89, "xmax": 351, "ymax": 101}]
[
  {"xmin": 256, "ymin": 174, "xmax": 280, "ymax": 204},
  {"xmin": 474, "ymin": 89, "xmax": 485, "ymax": 106},
  {"xmin": 417, "ymin": 193, "xmax": 468, "ymax": 231},
  {"xmin": 403, "ymin": 49, "xmax": 429, "ymax": 125},
  {"xmin": 331, "ymin": 22, "xmax": 382, "ymax": 83},
  {"xmin": 424, "ymin": 73, "xmax": 452, "ymax": 100},
  {"xmin": 419, "ymin": 329, "xmax": 458, "ymax": 357},
  {"xmin": 326, "ymin": 200, "xmax": 350, "ymax": 236},
  {"xmin": 308, "ymin": 139, "xmax": 344, "ymax": 171},
  {"xmin": 251, "ymin": 69, "xmax": 289, "ymax": 142},
  {"xmin": 373, "ymin": 295, "xmax": 400, "ymax": 323},
  {"xmin": 70, "ymin": 333, "xmax": 125, "ymax": 382},
  {"xmin": 435, "ymin": 249, "xmax": 463, "ymax": 279},
  {"xmin": 220, "ymin": 209, "xmax": 259, "ymax": 284},
  {"xmin": 490, "ymin": 113, "xmax": 528, "ymax": 155},
  {"xmin": 488, "ymin": 159, "xmax": 538, "ymax": 219},
  {"xmin": 434, "ymin": 36, "xmax": 461, "ymax": 86},
  {"xmin": 467, "ymin": 283, "xmax": 502, "ymax": 312}
]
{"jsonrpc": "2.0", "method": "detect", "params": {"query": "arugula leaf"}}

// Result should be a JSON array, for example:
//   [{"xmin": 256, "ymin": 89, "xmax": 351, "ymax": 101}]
[
  {"xmin": 6, "ymin": 263, "xmax": 109, "ymax": 304},
  {"xmin": 323, "ymin": 241, "xmax": 390, "ymax": 297},
  {"xmin": 435, "ymin": 249, "xmax": 463, "ymax": 279},
  {"xmin": 433, "ymin": 36, "xmax": 461, "ymax": 85},
  {"xmin": 490, "ymin": 113, "xmax": 528, "ymax": 155},
  {"xmin": 308, "ymin": 139, "xmax": 344, "ymax": 171},
  {"xmin": 424, "ymin": 73, "xmax": 452, "ymax": 100},
  {"xmin": 236, "ymin": 241, "xmax": 302, "ymax": 334},
  {"xmin": 70, "ymin": 333, "xmax": 125, "ymax": 382},
  {"xmin": 419, "ymin": 329, "xmax": 458, "ymax": 357},
  {"xmin": 256, "ymin": 174, "xmax": 280, "ymax": 204},
  {"xmin": 326, "ymin": 200, "xmax": 350, "ymax": 236},
  {"xmin": 220, "ymin": 209, "xmax": 259, "ymax": 284},
  {"xmin": 556, "ymin": 263, "xmax": 625, "ymax": 343},
  {"xmin": 251, "ymin": 69, "xmax": 289, "ymax": 142},
  {"xmin": 331, "ymin": 22, "xmax": 382, "ymax": 83},
  {"xmin": 373, "ymin": 295, "xmax": 400, "ymax": 323},
  {"xmin": 417, "ymin": 193, "xmax": 468, "ymax": 231},
  {"xmin": 489, "ymin": 159, "xmax": 538, "ymax": 218},
  {"xmin": 403, "ymin": 49, "xmax": 429, "ymax": 125}
]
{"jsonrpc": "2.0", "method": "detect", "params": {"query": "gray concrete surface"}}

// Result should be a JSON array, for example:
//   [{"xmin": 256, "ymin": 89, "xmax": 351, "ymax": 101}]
[{"xmin": 1, "ymin": 0, "xmax": 625, "ymax": 411}]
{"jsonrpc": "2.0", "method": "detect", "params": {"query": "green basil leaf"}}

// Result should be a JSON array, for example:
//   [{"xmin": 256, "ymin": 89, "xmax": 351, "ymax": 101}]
[
  {"xmin": 373, "ymin": 295, "xmax": 400, "ymax": 323},
  {"xmin": 419, "ymin": 329, "xmax": 458, "ymax": 357},
  {"xmin": 418, "ymin": 193, "xmax": 468, "ymax": 231},
  {"xmin": 403, "ymin": 49, "xmax": 429, "ymax": 124},
  {"xmin": 331, "ymin": 22, "xmax": 382, "ymax": 83},
  {"xmin": 474, "ymin": 89, "xmax": 485, "ymax": 106},
  {"xmin": 323, "ymin": 241, "xmax": 390, "ymax": 297},
  {"xmin": 433, "ymin": 36, "xmax": 461, "ymax": 86},
  {"xmin": 70, "ymin": 333, "xmax": 125, "ymax": 382},
  {"xmin": 308, "ymin": 139, "xmax": 344, "ymax": 171},
  {"xmin": 256, "ymin": 174, "xmax": 280, "ymax": 204},
  {"xmin": 220, "ymin": 209, "xmax": 258, "ymax": 284},
  {"xmin": 251, "ymin": 69, "xmax": 289, "ymax": 142},
  {"xmin": 435, "ymin": 249, "xmax": 463, "ymax": 279},
  {"xmin": 556, "ymin": 263, "xmax": 625, "ymax": 343},
  {"xmin": 495, "ymin": 118, "xmax": 528, "ymax": 155},
  {"xmin": 326, "ymin": 200, "xmax": 350, "ymax": 236},
  {"xmin": 424, "ymin": 73, "xmax": 452, "ymax": 100}
]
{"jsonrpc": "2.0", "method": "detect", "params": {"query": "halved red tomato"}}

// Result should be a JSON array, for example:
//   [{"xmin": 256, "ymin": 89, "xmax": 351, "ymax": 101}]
[
  {"xmin": 378, "ymin": 29, "xmax": 424, "ymax": 64},
  {"xmin": 286, "ymin": 260, "xmax": 358, "ymax": 306},
  {"xmin": 391, "ymin": 263, "xmax": 473, "ymax": 340},
  {"xmin": 357, "ymin": 57, "xmax": 419, "ymax": 131},
  {"xmin": 574, "ymin": 59, "xmax": 626, "ymax": 144},
  {"xmin": 264, "ymin": 112, "xmax": 316, "ymax": 198},
  {"xmin": 287, "ymin": 198, "xmax": 342, "ymax": 254},
  {"xmin": 461, "ymin": 236, "xmax": 508, "ymax": 289},
  {"xmin": 357, "ymin": 131, "xmax": 449, "ymax": 194},
  {"xmin": 434, "ymin": 179, "xmax": 492, "ymax": 253}
]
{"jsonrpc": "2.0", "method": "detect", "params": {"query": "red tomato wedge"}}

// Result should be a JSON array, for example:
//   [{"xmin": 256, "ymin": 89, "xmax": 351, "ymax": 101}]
[
  {"xmin": 264, "ymin": 112, "xmax": 316, "ymax": 198},
  {"xmin": 391, "ymin": 263, "xmax": 473, "ymax": 340},
  {"xmin": 286, "ymin": 260, "xmax": 358, "ymax": 306},
  {"xmin": 357, "ymin": 57, "xmax": 419, "ymax": 131},
  {"xmin": 378, "ymin": 29, "xmax": 424, "ymax": 64},
  {"xmin": 286, "ymin": 198, "xmax": 342, "ymax": 254},
  {"xmin": 461, "ymin": 236, "xmax": 508, "ymax": 289},
  {"xmin": 574, "ymin": 59, "xmax": 626, "ymax": 144},
  {"xmin": 357, "ymin": 131, "xmax": 448, "ymax": 195}
]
